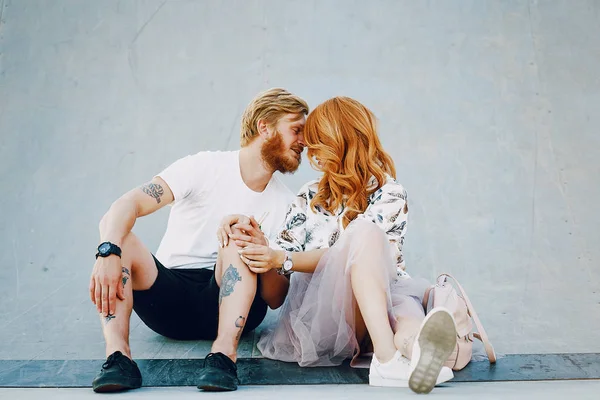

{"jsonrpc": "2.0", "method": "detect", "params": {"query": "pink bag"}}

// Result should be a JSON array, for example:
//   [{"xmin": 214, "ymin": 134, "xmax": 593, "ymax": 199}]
[{"xmin": 423, "ymin": 273, "xmax": 497, "ymax": 371}]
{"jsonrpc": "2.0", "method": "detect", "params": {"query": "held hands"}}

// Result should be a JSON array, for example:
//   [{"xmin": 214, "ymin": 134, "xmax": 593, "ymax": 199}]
[
  {"xmin": 217, "ymin": 214, "xmax": 268, "ymax": 248},
  {"xmin": 217, "ymin": 213, "xmax": 282, "ymax": 273},
  {"xmin": 89, "ymin": 255, "xmax": 124, "ymax": 317}
]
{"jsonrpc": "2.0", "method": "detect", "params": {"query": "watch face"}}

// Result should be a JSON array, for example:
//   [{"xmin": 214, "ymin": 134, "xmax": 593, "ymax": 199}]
[
  {"xmin": 99, "ymin": 243, "xmax": 111, "ymax": 254},
  {"xmin": 283, "ymin": 260, "xmax": 293, "ymax": 271}
]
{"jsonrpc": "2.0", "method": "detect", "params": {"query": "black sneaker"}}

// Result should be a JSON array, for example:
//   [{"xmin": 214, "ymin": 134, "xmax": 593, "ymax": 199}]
[
  {"xmin": 92, "ymin": 351, "xmax": 142, "ymax": 393},
  {"xmin": 196, "ymin": 352, "xmax": 239, "ymax": 391}
]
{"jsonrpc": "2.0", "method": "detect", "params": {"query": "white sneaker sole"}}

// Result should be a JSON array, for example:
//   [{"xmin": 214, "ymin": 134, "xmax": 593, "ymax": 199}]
[
  {"xmin": 369, "ymin": 375, "xmax": 408, "ymax": 388},
  {"xmin": 369, "ymin": 368, "xmax": 453, "ymax": 388},
  {"xmin": 408, "ymin": 309, "xmax": 457, "ymax": 394}
]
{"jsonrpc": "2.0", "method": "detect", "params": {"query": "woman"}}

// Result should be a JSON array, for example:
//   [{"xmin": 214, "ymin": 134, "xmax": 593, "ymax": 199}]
[{"xmin": 230, "ymin": 97, "xmax": 457, "ymax": 394}]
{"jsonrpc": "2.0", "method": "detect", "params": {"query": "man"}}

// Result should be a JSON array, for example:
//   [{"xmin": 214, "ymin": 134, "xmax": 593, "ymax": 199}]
[{"xmin": 89, "ymin": 88, "xmax": 309, "ymax": 392}]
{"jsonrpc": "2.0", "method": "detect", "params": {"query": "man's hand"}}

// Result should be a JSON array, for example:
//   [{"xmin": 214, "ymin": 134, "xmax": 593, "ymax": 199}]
[
  {"xmin": 238, "ymin": 245, "xmax": 284, "ymax": 274},
  {"xmin": 89, "ymin": 255, "xmax": 125, "ymax": 316},
  {"xmin": 217, "ymin": 214, "xmax": 268, "ymax": 248}
]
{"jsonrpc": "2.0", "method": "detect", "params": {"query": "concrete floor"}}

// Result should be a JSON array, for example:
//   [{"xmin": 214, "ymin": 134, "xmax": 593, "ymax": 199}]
[
  {"xmin": 0, "ymin": 0, "xmax": 599, "ymax": 373},
  {"xmin": 2, "ymin": 381, "xmax": 600, "ymax": 400}
]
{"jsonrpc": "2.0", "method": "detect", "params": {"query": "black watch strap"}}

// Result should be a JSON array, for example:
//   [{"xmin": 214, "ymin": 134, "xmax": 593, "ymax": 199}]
[{"xmin": 96, "ymin": 241, "xmax": 122, "ymax": 259}]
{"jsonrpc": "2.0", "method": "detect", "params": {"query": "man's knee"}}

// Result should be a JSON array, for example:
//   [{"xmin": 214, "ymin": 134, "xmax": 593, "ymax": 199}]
[
  {"xmin": 216, "ymin": 240, "xmax": 256, "ymax": 287},
  {"xmin": 120, "ymin": 232, "xmax": 158, "ymax": 290},
  {"xmin": 217, "ymin": 239, "xmax": 243, "ymax": 271}
]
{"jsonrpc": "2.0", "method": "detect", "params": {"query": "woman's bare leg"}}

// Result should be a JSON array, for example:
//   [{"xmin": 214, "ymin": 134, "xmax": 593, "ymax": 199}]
[
  {"xmin": 348, "ymin": 222, "xmax": 398, "ymax": 363},
  {"xmin": 393, "ymin": 315, "xmax": 423, "ymax": 359}
]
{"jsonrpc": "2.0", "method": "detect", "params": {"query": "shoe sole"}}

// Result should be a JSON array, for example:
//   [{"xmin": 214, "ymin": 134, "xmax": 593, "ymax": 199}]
[
  {"xmin": 197, "ymin": 375, "xmax": 238, "ymax": 392},
  {"xmin": 92, "ymin": 380, "xmax": 142, "ymax": 393},
  {"xmin": 197, "ymin": 383, "xmax": 237, "ymax": 392},
  {"xmin": 369, "ymin": 375, "xmax": 409, "ymax": 387},
  {"xmin": 370, "ymin": 369, "xmax": 454, "ymax": 388},
  {"xmin": 409, "ymin": 309, "xmax": 457, "ymax": 394}
]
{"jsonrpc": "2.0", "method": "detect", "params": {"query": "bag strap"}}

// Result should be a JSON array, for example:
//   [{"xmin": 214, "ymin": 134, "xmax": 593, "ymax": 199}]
[{"xmin": 439, "ymin": 273, "xmax": 497, "ymax": 364}]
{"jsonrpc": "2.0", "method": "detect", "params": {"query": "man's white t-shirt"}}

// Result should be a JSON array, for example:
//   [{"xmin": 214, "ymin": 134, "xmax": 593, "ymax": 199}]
[{"xmin": 154, "ymin": 150, "xmax": 294, "ymax": 269}]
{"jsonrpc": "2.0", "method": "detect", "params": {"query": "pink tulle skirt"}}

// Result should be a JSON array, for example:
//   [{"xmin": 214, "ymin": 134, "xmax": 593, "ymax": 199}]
[{"xmin": 257, "ymin": 220, "xmax": 430, "ymax": 367}]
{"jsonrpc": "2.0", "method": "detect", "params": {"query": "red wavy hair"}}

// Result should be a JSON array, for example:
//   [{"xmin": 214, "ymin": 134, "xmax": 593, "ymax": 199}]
[{"xmin": 304, "ymin": 97, "xmax": 396, "ymax": 228}]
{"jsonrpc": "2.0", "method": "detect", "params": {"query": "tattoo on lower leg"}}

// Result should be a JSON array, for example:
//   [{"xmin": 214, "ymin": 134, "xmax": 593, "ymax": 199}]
[
  {"xmin": 219, "ymin": 264, "xmax": 242, "ymax": 305},
  {"xmin": 235, "ymin": 316, "xmax": 246, "ymax": 341},
  {"xmin": 105, "ymin": 314, "xmax": 115, "ymax": 323},
  {"xmin": 122, "ymin": 267, "xmax": 130, "ymax": 288}
]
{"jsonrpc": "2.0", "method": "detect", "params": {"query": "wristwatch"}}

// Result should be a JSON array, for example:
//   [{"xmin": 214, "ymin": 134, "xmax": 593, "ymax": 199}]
[
  {"xmin": 278, "ymin": 251, "xmax": 294, "ymax": 275},
  {"xmin": 96, "ymin": 241, "xmax": 122, "ymax": 259}
]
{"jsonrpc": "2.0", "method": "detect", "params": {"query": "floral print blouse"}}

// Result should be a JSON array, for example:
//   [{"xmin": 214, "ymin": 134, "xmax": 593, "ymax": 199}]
[{"xmin": 275, "ymin": 175, "xmax": 411, "ymax": 278}]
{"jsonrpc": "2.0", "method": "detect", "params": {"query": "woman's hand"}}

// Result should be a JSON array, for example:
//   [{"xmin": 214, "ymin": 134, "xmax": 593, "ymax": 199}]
[
  {"xmin": 238, "ymin": 245, "xmax": 284, "ymax": 274},
  {"xmin": 217, "ymin": 214, "xmax": 267, "ymax": 248}
]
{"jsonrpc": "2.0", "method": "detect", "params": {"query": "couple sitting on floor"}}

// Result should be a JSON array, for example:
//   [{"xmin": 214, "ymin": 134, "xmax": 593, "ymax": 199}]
[{"xmin": 89, "ymin": 88, "xmax": 458, "ymax": 395}]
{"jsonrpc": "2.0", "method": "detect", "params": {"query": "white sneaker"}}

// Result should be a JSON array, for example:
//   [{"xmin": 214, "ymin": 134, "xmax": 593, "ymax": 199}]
[
  {"xmin": 369, "ymin": 350, "xmax": 411, "ymax": 387},
  {"xmin": 369, "ymin": 350, "xmax": 454, "ymax": 388},
  {"xmin": 408, "ymin": 307, "xmax": 458, "ymax": 394}
]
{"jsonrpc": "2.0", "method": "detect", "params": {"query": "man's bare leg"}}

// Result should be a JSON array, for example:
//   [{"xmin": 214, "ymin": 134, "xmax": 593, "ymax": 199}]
[
  {"xmin": 210, "ymin": 238, "xmax": 257, "ymax": 362},
  {"xmin": 195, "ymin": 235, "xmax": 258, "ymax": 392},
  {"xmin": 98, "ymin": 232, "xmax": 158, "ymax": 359},
  {"xmin": 92, "ymin": 232, "xmax": 157, "ymax": 392}
]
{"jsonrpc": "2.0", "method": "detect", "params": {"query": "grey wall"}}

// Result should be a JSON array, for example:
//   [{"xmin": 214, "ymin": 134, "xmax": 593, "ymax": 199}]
[{"xmin": 0, "ymin": 0, "xmax": 599, "ymax": 359}]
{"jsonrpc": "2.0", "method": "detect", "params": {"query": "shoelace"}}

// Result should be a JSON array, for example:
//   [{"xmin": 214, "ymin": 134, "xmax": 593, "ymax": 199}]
[
  {"xmin": 205, "ymin": 353, "xmax": 234, "ymax": 371},
  {"xmin": 102, "ymin": 352, "xmax": 121, "ymax": 369}
]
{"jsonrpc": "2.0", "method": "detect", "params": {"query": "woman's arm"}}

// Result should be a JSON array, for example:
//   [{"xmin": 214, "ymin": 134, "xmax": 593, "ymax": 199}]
[
  {"xmin": 237, "ymin": 246, "xmax": 326, "ymax": 309},
  {"xmin": 239, "ymin": 246, "xmax": 327, "ymax": 274},
  {"xmin": 287, "ymin": 249, "xmax": 328, "ymax": 273}
]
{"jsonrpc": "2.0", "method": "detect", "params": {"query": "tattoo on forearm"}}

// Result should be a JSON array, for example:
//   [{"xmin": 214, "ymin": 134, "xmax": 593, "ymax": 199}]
[
  {"xmin": 219, "ymin": 264, "xmax": 242, "ymax": 305},
  {"xmin": 235, "ymin": 316, "xmax": 246, "ymax": 341},
  {"xmin": 105, "ymin": 314, "xmax": 115, "ymax": 323},
  {"xmin": 122, "ymin": 267, "xmax": 130, "ymax": 288},
  {"xmin": 141, "ymin": 183, "xmax": 164, "ymax": 204}
]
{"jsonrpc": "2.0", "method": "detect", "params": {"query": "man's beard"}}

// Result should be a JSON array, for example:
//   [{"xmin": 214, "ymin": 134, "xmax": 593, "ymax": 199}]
[{"xmin": 261, "ymin": 131, "xmax": 303, "ymax": 174}]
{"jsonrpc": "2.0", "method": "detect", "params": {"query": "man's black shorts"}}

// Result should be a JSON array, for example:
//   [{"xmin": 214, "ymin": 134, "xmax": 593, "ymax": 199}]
[{"xmin": 132, "ymin": 256, "xmax": 268, "ymax": 340}]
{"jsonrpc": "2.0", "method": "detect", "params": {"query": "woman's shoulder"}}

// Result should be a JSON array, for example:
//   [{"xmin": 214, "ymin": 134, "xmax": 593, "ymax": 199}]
[
  {"xmin": 370, "ymin": 175, "xmax": 408, "ymax": 203},
  {"xmin": 296, "ymin": 179, "xmax": 320, "ymax": 201}
]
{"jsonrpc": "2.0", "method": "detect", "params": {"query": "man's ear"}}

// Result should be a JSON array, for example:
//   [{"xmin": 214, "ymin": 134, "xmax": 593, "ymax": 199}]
[{"xmin": 257, "ymin": 119, "xmax": 273, "ymax": 138}]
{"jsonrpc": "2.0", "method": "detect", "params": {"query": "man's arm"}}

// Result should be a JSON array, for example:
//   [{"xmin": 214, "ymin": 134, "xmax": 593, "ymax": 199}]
[
  {"xmin": 90, "ymin": 177, "xmax": 174, "ymax": 316},
  {"xmin": 99, "ymin": 177, "xmax": 174, "ymax": 246}
]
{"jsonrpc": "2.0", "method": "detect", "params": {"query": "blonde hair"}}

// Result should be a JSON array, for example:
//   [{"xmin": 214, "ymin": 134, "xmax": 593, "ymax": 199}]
[
  {"xmin": 240, "ymin": 88, "xmax": 309, "ymax": 147},
  {"xmin": 304, "ymin": 97, "xmax": 396, "ymax": 228}
]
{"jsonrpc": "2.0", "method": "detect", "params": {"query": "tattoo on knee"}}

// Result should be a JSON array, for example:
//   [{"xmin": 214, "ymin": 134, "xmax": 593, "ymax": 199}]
[
  {"xmin": 105, "ymin": 314, "xmax": 116, "ymax": 324},
  {"xmin": 122, "ymin": 267, "xmax": 130, "ymax": 288},
  {"xmin": 219, "ymin": 264, "xmax": 242, "ymax": 305},
  {"xmin": 235, "ymin": 316, "xmax": 246, "ymax": 341}
]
